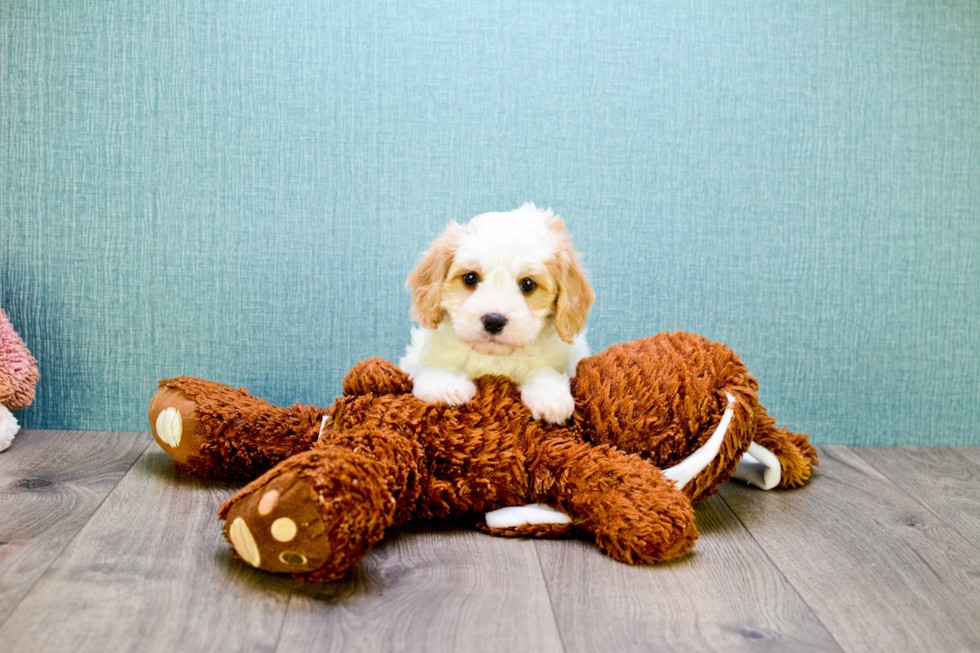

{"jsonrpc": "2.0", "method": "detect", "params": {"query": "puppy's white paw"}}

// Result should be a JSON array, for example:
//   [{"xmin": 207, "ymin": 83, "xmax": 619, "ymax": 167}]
[
  {"xmin": 521, "ymin": 376, "xmax": 575, "ymax": 424},
  {"xmin": 412, "ymin": 371, "xmax": 478, "ymax": 406}
]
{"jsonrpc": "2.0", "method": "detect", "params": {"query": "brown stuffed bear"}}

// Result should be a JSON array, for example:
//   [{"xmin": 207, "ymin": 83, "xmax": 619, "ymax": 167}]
[{"xmin": 148, "ymin": 332, "xmax": 816, "ymax": 582}]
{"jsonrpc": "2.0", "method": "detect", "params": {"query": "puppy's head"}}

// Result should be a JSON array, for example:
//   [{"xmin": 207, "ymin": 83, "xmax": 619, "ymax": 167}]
[{"xmin": 407, "ymin": 204, "xmax": 594, "ymax": 355}]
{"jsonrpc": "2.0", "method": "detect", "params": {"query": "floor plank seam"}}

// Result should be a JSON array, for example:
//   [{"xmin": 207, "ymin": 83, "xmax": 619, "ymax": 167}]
[
  {"xmin": 848, "ymin": 447, "xmax": 980, "ymax": 555},
  {"xmin": 533, "ymin": 541, "xmax": 569, "ymax": 653},
  {"xmin": 716, "ymin": 480, "xmax": 848, "ymax": 653},
  {"xmin": 0, "ymin": 434, "xmax": 154, "ymax": 631}
]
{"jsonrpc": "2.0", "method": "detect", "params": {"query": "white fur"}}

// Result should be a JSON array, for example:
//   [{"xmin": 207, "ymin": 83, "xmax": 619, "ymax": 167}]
[
  {"xmin": 0, "ymin": 404, "xmax": 18, "ymax": 452},
  {"xmin": 401, "ymin": 204, "xmax": 590, "ymax": 424}
]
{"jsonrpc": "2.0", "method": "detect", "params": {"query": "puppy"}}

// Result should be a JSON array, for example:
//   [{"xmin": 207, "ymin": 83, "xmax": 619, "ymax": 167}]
[{"xmin": 400, "ymin": 203, "xmax": 594, "ymax": 424}]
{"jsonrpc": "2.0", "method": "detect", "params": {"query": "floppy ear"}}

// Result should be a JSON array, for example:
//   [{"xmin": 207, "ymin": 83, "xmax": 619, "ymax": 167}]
[
  {"xmin": 549, "ymin": 216, "xmax": 595, "ymax": 343},
  {"xmin": 406, "ymin": 221, "xmax": 463, "ymax": 329}
]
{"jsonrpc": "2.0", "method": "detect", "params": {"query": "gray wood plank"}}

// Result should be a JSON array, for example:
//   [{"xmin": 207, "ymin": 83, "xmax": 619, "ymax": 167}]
[
  {"xmin": 0, "ymin": 429, "xmax": 149, "ymax": 627},
  {"xmin": 7, "ymin": 438, "xmax": 977, "ymax": 653},
  {"xmin": 536, "ymin": 494, "xmax": 842, "ymax": 653},
  {"xmin": 718, "ymin": 445, "xmax": 980, "ymax": 653},
  {"xmin": 953, "ymin": 446, "xmax": 980, "ymax": 468},
  {"xmin": 0, "ymin": 447, "xmax": 295, "ymax": 653},
  {"xmin": 852, "ymin": 446, "xmax": 980, "ymax": 548},
  {"xmin": 276, "ymin": 523, "xmax": 565, "ymax": 653}
]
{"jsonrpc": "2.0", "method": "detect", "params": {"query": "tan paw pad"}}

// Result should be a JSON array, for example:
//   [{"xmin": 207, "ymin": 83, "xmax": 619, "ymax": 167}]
[
  {"xmin": 271, "ymin": 517, "xmax": 297, "ymax": 542},
  {"xmin": 258, "ymin": 489, "xmax": 279, "ymax": 515},
  {"xmin": 154, "ymin": 407, "xmax": 182, "ymax": 448},
  {"xmin": 229, "ymin": 517, "xmax": 260, "ymax": 567}
]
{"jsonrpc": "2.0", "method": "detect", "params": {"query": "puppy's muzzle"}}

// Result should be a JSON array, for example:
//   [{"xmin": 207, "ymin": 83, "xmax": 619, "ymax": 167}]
[{"xmin": 481, "ymin": 313, "xmax": 508, "ymax": 335}]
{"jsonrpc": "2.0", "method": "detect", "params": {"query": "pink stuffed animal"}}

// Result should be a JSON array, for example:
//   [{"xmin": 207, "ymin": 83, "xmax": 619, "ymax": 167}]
[{"xmin": 0, "ymin": 308, "xmax": 39, "ymax": 451}]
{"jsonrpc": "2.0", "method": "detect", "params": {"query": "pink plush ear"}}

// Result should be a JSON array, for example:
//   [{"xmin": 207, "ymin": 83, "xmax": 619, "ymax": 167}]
[{"xmin": 0, "ymin": 308, "xmax": 39, "ymax": 410}]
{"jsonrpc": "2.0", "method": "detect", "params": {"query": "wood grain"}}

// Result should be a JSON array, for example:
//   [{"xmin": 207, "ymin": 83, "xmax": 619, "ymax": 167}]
[
  {"xmin": 852, "ymin": 446, "xmax": 980, "ymax": 548},
  {"xmin": 952, "ymin": 446, "xmax": 980, "ymax": 469},
  {"xmin": 5, "ymin": 435, "xmax": 980, "ymax": 652},
  {"xmin": 0, "ymin": 448, "xmax": 295, "ymax": 652},
  {"xmin": 535, "ymin": 494, "xmax": 841, "ymax": 653},
  {"xmin": 719, "ymin": 445, "xmax": 980, "ymax": 652},
  {"xmin": 0, "ymin": 429, "xmax": 149, "ymax": 626},
  {"xmin": 276, "ymin": 523, "xmax": 565, "ymax": 653}
]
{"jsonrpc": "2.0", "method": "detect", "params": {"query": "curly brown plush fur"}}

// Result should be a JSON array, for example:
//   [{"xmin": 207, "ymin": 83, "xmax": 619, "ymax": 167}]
[
  {"xmin": 148, "ymin": 332, "xmax": 816, "ymax": 582},
  {"xmin": 150, "ymin": 378, "xmax": 326, "ymax": 479}
]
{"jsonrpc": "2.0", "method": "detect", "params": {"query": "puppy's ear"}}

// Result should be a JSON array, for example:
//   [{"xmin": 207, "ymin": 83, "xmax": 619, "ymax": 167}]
[
  {"xmin": 406, "ymin": 221, "xmax": 463, "ymax": 329},
  {"xmin": 550, "ymin": 216, "xmax": 595, "ymax": 344}
]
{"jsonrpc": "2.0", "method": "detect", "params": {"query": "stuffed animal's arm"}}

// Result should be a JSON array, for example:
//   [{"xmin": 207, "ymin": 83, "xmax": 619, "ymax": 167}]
[
  {"xmin": 534, "ymin": 433, "xmax": 699, "ymax": 564},
  {"xmin": 149, "ymin": 376, "xmax": 325, "ymax": 479},
  {"xmin": 342, "ymin": 358, "xmax": 414, "ymax": 397},
  {"xmin": 219, "ymin": 421, "xmax": 428, "ymax": 582}
]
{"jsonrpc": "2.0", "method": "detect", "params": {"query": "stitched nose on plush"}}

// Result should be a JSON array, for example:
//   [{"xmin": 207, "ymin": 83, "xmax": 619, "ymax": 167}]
[{"xmin": 482, "ymin": 313, "xmax": 508, "ymax": 334}]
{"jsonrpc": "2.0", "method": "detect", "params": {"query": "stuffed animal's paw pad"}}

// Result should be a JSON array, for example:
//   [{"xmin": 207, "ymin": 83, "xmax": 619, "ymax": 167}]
[
  {"xmin": 223, "ymin": 476, "xmax": 330, "ymax": 574},
  {"xmin": 147, "ymin": 386, "xmax": 207, "ymax": 464},
  {"xmin": 154, "ymin": 407, "xmax": 182, "ymax": 447}
]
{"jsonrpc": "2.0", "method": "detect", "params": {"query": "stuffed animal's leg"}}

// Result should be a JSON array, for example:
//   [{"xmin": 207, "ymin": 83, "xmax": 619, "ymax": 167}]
[
  {"xmin": 148, "ymin": 376, "xmax": 325, "ymax": 480},
  {"xmin": 659, "ymin": 390, "xmax": 757, "ymax": 502},
  {"xmin": 655, "ymin": 393, "xmax": 817, "ymax": 494},
  {"xmin": 219, "ymin": 424, "xmax": 425, "ymax": 582},
  {"xmin": 736, "ymin": 408, "xmax": 818, "ymax": 489},
  {"xmin": 533, "ymin": 435, "xmax": 698, "ymax": 564}
]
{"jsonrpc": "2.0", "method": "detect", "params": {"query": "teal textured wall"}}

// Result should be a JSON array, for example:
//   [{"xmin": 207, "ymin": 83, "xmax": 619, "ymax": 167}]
[{"xmin": 2, "ymin": 1, "xmax": 978, "ymax": 444}]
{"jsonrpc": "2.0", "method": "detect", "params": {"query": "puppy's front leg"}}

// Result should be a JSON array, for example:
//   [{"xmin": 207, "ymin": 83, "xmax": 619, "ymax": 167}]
[
  {"xmin": 410, "ymin": 368, "xmax": 478, "ymax": 406},
  {"xmin": 520, "ymin": 368, "xmax": 575, "ymax": 424}
]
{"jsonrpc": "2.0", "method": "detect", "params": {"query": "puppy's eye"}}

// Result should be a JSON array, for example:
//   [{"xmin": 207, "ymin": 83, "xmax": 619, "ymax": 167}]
[
  {"xmin": 463, "ymin": 272, "xmax": 479, "ymax": 287},
  {"xmin": 520, "ymin": 277, "xmax": 536, "ymax": 293}
]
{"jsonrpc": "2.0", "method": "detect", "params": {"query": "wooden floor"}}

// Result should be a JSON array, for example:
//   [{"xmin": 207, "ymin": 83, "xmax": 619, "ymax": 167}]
[{"xmin": 1, "ymin": 431, "xmax": 979, "ymax": 652}]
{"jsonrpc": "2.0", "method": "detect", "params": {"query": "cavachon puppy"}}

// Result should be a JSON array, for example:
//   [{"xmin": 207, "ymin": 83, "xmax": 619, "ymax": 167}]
[{"xmin": 400, "ymin": 203, "xmax": 595, "ymax": 424}]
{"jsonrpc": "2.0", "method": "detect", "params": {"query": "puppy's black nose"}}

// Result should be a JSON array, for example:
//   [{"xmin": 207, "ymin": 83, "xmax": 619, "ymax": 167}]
[{"xmin": 482, "ymin": 313, "xmax": 508, "ymax": 335}]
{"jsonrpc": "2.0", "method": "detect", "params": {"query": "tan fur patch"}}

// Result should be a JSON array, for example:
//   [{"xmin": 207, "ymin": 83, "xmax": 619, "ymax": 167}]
[
  {"xmin": 547, "ymin": 217, "xmax": 595, "ymax": 343},
  {"xmin": 528, "ymin": 264, "xmax": 560, "ymax": 318},
  {"xmin": 406, "ymin": 222, "xmax": 465, "ymax": 328},
  {"xmin": 439, "ymin": 272, "xmax": 478, "ymax": 315}
]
